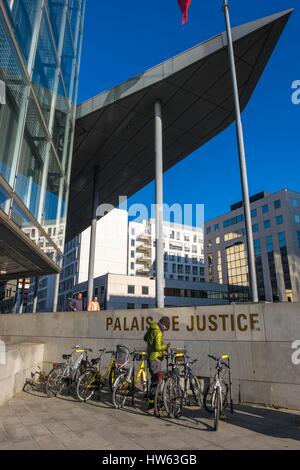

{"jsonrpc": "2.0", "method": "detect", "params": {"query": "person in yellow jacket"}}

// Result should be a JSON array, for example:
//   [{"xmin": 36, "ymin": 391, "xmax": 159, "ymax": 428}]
[{"xmin": 144, "ymin": 316, "xmax": 170, "ymax": 414}]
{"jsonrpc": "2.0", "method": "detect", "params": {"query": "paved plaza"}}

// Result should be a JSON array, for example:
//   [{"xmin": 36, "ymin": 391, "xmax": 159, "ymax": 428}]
[{"xmin": 0, "ymin": 389, "xmax": 299, "ymax": 450}]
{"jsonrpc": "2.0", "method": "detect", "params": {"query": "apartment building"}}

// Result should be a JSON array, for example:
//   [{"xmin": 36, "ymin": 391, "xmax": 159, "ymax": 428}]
[
  {"xmin": 205, "ymin": 189, "xmax": 300, "ymax": 302},
  {"xmin": 128, "ymin": 219, "xmax": 205, "ymax": 283}
]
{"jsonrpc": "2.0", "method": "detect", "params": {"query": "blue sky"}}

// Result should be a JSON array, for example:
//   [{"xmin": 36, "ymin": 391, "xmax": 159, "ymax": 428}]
[{"xmin": 78, "ymin": 0, "xmax": 300, "ymax": 224}]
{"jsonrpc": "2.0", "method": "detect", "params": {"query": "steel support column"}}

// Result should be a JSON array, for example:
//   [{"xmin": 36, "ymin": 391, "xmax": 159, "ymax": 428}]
[
  {"xmin": 87, "ymin": 167, "xmax": 99, "ymax": 306},
  {"xmin": 223, "ymin": 0, "xmax": 258, "ymax": 302},
  {"xmin": 154, "ymin": 101, "xmax": 164, "ymax": 309}
]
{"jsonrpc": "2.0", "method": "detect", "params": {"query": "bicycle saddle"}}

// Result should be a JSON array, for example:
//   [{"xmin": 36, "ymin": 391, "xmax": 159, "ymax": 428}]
[{"xmin": 62, "ymin": 354, "xmax": 71, "ymax": 360}]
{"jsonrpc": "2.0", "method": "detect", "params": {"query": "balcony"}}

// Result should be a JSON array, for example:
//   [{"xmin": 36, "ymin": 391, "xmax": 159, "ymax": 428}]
[
  {"xmin": 136, "ymin": 253, "xmax": 152, "ymax": 264},
  {"xmin": 136, "ymin": 241, "xmax": 152, "ymax": 254},
  {"xmin": 136, "ymin": 265, "xmax": 150, "ymax": 276}
]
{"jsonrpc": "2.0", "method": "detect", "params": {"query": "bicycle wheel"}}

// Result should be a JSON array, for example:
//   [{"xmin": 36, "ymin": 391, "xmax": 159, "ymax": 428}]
[
  {"xmin": 108, "ymin": 367, "xmax": 116, "ymax": 392},
  {"xmin": 213, "ymin": 388, "xmax": 221, "ymax": 431},
  {"xmin": 154, "ymin": 379, "xmax": 166, "ymax": 418},
  {"xmin": 189, "ymin": 375, "xmax": 203, "ymax": 409},
  {"xmin": 204, "ymin": 381, "xmax": 228, "ymax": 413},
  {"xmin": 163, "ymin": 377, "xmax": 183, "ymax": 419},
  {"xmin": 112, "ymin": 374, "xmax": 131, "ymax": 409},
  {"xmin": 46, "ymin": 367, "xmax": 65, "ymax": 398},
  {"xmin": 76, "ymin": 369, "xmax": 97, "ymax": 402}
]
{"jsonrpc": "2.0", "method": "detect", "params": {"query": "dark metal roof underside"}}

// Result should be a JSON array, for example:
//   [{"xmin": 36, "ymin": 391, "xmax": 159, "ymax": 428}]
[{"xmin": 67, "ymin": 10, "xmax": 292, "ymax": 241}]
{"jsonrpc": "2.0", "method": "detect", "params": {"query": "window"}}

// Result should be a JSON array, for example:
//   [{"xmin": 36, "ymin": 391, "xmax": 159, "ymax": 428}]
[
  {"xmin": 184, "ymin": 234, "xmax": 190, "ymax": 242},
  {"xmin": 131, "ymin": 228, "xmax": 135, "ymax": 236},
  {"xmin": 172, "ymin": 264, "xmax": 176, "ymax": 274},
  {"xmin": 184, "ymin": 244, "xmax": 190, "ymax": 252},
  {"xmin": 278, "ymin": 232, "xmax": 286, "ymax": 248},
  {"xmin": 223, "ymin": 214, "xmax": 244, "ymax": 228},
  {"xmin": 206, "ymin": 227, "xmax": 211, "ymax": 234},
  {"xmin": 170, "ymin": 252, "xmax": 175, "ymax": 262},
  {"xmin": 254, "ymin": 239, "xmax": 261, "ymax": 256},
  {"xmin": 130, "ymin": 262, "xmax": 135, "ymax": 270},
  {"xmin": 164, "ymin": 263, "xmax": 168, "ymax": 273},
  {"xmin": 262, "ymin": 204, "xmax": 269, "ymax": 214},
  {"xmin": 131, "ymin": 250, "xmax": 135, "ymax": 258},
  {"xmin": 264, "ymin": 219, "xmax": 271, "ymax": 229},
  {"xmin": 185, "ymin": 255, "xmax": 189, "ymax": 264},
  {"xmin": 214, "ymin": 223, "xmax": 220, "ymax": 231},
  {"xmin": 251, "ymin": 209, "xmax": 257, "ymax": 218},
  {"xmin": 185, "ymin": 265, "xmax": 191, "ymax": 275},
  {"xmin": 141, "ymin": 304, "xmax": 149, "ymax": 309},
  {"xmin": 192, "ymin": 245, "xmax": 197, "ymax": 253},
  {"xmin": 297, "ymin": 231, "xmax": 300, "ymax": 249},
  {"xmin": 274, "ymin": 200, "xmax": 281, "ymax": 210},
  {"xmin": 252, "ymin": 224, "xmax": 259, "ymax": 233},
  {"xmin": 176, "ymin": 232, "xmax": 180, "ymax": 240},
  {"xmin": 178, "ymin": 264, "xmax": 183, "ymax": 274},
  {"xmin": 276, "ymin": 215, "xmax": 283, "ymax": 225},
  {"xmin": 193, "ymin": 267, "xmax": 198, "ymax": 275},
  {"xmin": 131, "ymin": 239, "xmax": 135, "ymax": 247},
  {"xmin": 216, "ymin": 237, "xmax": 220, "ymax": 245},
  {"xmin": 178, "ymin": 276, "xmax": 184, "ymax": 281},
  {"xmin": 294, "ymin": 214, "xmax": 300, "ymax": 224},
  {"xmin": 128, "ymin": 285, "xmax": 135, "ymax": 294},
  {"xmin": 169, "ymin": 230, "xmax": 175, "ymax": 239},
  {"xmin": 127, "ymin": 303, "xmax": 135, "ymax": 310},
  {"xmin": 185, "ymin": 276, "xmax": 190, "ymax": 282},
  {"xmin": 290, "ymin": 199, "xmax": 298, "ymax": 208},
  {"xmin": 177, "ymin": 255, "xmax": 182, "ymax": 262},
  {"xmin": 265, "ymin": 235, "xmax": 273, "ymax": 253},
  {"xmin": 142, "ymin": 286, "xmax": 149, "ymax": 295}
]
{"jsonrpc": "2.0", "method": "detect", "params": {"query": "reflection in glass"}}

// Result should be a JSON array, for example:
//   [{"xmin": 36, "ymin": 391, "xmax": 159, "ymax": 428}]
[
  {"xmin": 0, "ymin": 184, "xmax": 11, "ymax": 214},
  {"xmin": 15, "ymin": 94, "xmax": 47, "ymax": 218},
  {"xmin": 32, "ymin": 9, "xmax": 57, "ymax": 126},
  {"xmin": 0, "ymin": 10, "xmax": 27, "ymax": 183},
  {"xmin": 2, "ymin": 0, "xmax": 39, "ymax": 63},
  {"xmin": 52, "ymin": 78, "xmax": 68, "ymax": 162}
]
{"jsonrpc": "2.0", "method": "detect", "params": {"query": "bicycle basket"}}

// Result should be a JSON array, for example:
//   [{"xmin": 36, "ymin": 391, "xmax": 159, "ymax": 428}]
[{"xmin": 115, "ymin": 345, "xmax": 131, "ymax": 367}]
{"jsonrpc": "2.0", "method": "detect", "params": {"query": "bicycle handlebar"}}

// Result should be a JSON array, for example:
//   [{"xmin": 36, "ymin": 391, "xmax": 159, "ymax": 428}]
[{"xmin": 208, "ymin": 354, "xmax": 230, "ymax": 369}]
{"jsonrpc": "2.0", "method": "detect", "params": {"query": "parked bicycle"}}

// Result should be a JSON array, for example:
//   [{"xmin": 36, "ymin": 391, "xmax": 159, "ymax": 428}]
[
  {"xmin": 180, "ymin": 355, "xmax": 203, "ymax": 408},
  {"xmin": 46, "ymin": 345, "xmax": 93, "ymax": 398},
  {"xmin": 23, "ymin": 366, "xmax": 48, "ymax": 394},
  {"xmin": 112, "ymin": 349, "xmax": 149, "ymax": 409},
  {"xmin": 76, "ymin": 346, "xmax": 127, "ymax": 402},
  {"xmin": 203, "ymin": 354, "xmax": 233, "ymax": 431},
  {"xmin": 154, "ymin": 349, "xmax": 185, "ymax": 419}
]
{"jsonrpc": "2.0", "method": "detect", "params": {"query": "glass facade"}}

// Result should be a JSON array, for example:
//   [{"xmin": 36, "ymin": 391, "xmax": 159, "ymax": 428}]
[{"xmin": 0, "ymin": 0, "xmax": 85, "ymax": 272}]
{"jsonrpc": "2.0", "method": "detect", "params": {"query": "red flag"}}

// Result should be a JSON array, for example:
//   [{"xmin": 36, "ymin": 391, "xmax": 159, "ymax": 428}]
[{"xmin": 178, "ymin": 0, "xmax": 192, "ymax": 25}]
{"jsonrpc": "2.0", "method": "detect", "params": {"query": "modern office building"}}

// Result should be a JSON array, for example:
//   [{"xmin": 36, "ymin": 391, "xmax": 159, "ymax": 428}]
[
  {"xmin": 0, "ymin": 1, "xmax": 85, "ymax": 294},
  {"xmin": 74, "ymin": 273, "xmax": 229, "ymax": 310},
  {"xmin": 128, "ymin": 219, "xmax": 205, "ymax": 282},
  {"xmin": 205, "ymin": 189, "xmax": 300, "ymax": 303}
]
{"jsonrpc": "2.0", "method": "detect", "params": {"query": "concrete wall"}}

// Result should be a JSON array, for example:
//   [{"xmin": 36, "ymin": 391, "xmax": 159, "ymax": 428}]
[
  {"xmin": 0, "ymin": 303, "xmax": 299, "ymax": 410},
  {"xmin": 0, "ymin": 343, "xmax": 44, "ymax": 406}
]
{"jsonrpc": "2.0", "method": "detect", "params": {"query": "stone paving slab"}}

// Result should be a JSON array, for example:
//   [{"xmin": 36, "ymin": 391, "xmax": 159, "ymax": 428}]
[{"xmin": 0, "ymin": 391, "xmax": 299, "ymax": 450}]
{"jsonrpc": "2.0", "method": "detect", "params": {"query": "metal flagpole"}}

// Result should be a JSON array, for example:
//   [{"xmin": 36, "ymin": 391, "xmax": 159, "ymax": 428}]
[{"xmin": 223, "ymin": 0, "xmax": 258, "ymax": 302}]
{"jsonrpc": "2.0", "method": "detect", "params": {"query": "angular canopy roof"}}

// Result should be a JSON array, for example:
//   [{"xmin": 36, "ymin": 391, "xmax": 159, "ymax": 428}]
[{"xmin": 67, "ymin": 9, "xmax": 292, "ymax": 241}]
